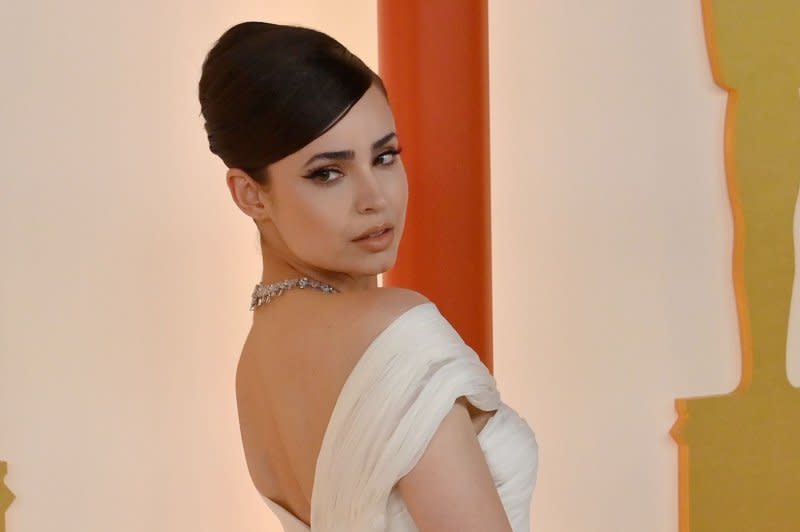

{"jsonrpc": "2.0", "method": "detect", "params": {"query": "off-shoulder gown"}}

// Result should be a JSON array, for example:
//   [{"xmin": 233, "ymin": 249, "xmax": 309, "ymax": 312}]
[{"xmin": 260, "ymin": 302, "xmax": 538, "ymax": 531}]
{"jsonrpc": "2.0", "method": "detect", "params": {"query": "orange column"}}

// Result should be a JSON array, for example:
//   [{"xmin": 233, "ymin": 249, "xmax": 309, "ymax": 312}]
[{"xmin": 378, "ymin": 0, "xmax": 493, "ymax": 371}]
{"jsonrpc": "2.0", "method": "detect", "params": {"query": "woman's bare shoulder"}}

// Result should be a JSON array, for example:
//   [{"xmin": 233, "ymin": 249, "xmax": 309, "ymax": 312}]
[
  {"xmin": 339, "ymin": 286, "xmax": 431, "ymax": 314},
  {"xmin": 330, "ymin": 287, "xmax": 431, "ymax": 336},
  {"xmin": 310, "ymin": 287, "xmax": 432, "ymax": 386}
]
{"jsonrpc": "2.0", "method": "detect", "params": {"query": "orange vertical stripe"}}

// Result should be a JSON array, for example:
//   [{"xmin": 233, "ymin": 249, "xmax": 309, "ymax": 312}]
[{"xmin": 378, "ymin": 0, "xmax": 493, "ymax": 371}]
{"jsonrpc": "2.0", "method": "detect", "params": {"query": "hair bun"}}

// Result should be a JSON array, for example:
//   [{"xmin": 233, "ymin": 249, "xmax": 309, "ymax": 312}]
[{"xmin": 198, "ymin": 21, "xmax": 386, "ymax": 183}]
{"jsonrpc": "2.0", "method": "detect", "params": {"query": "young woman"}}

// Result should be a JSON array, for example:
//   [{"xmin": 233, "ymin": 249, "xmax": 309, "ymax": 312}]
[{"xmin": 198, "ymin": 21, "xmax": 538, "ymax": 531}]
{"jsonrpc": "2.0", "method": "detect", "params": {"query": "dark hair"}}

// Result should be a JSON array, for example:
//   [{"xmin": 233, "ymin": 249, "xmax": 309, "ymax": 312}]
[{"xmin": 198, "ymin": 21, "xmax": 387, "ymax": 184}]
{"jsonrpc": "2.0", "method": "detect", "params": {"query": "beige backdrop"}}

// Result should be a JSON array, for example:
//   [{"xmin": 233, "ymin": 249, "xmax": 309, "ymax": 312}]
[{"xmin": 2, "ymin": 1, "xmax": 796, "ymax": 531}]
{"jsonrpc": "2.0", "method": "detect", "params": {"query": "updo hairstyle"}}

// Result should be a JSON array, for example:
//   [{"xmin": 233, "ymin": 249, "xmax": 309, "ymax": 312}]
[{"xmin": 198, "ymin": 21, "xmax": 387, "ymax": 184}]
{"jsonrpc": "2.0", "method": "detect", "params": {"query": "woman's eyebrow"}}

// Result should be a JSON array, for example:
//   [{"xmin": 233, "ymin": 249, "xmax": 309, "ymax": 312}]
[{"xmin": 302, "ymin": 131, "xmax": 397, "ymax": 167}]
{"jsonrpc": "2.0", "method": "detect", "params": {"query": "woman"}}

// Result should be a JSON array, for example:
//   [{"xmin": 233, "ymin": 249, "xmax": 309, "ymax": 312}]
[{"xmin": 198, "ymin": 21, "xmax": 538, "ymax": 531}]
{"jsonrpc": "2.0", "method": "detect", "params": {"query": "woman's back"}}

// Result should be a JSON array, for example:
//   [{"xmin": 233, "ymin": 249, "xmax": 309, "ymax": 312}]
[
  {"xmin": 235, "ymin": 288, "xmax": 425, "ymax": 523},
  {"xmin": 235, "ymin": 287, "xmax": 511, "ymax": 529}
]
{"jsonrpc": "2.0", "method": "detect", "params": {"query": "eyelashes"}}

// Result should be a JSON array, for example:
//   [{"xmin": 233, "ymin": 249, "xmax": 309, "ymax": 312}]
[{"xmin": 303, "ymin": 146, "xmax": 404, "ymax": 185}]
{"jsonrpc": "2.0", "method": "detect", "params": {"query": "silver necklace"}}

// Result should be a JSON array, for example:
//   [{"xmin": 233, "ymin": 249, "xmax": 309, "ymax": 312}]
[{"xmin": 250, "ymin": 276, "xmax": 339, "ymax": 310}]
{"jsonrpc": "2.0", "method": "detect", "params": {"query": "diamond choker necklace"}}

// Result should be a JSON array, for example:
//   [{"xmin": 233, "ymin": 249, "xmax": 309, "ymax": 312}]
[{"xmin": 250, "ymin": 276, "xmax": 339, "ymax": 310}]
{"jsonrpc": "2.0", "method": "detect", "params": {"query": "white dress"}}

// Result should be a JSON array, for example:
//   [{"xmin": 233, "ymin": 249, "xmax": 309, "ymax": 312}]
[{"xmin": 260, "ymin": 302, "xmax": 538, "ymax": 531}]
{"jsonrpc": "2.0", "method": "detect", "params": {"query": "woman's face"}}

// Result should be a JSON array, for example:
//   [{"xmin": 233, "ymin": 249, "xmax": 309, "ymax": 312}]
[{"xmin": 257, "ymin": 83, "xmax": 408, "ymax": 280}]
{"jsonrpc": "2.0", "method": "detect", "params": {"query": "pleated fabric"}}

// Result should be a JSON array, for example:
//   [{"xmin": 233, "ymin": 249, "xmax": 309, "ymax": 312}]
[{"xmin": 263, "ymin": 302, "xmax": 538, "ymax": 531}]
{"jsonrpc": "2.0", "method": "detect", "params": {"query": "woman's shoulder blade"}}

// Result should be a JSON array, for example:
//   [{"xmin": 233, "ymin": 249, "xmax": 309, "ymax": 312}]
[{"xmin": 311, "ymin": 287, "xmax": 433, "ymax": 402}]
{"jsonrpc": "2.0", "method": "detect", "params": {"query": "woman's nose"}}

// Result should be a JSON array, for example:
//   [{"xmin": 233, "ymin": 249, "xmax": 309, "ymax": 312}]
[{"xmin": 355, "ymin": 170, "xmax": 389, "ymax": 213}]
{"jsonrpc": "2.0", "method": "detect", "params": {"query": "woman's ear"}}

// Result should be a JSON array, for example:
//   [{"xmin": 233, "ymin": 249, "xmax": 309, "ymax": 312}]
[{"xmin": 226, "ymin": 168, "xmax": 273, "ymax": 221}]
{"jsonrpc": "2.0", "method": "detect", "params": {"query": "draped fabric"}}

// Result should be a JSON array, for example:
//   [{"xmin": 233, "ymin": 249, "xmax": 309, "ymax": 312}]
[{"xmin": 261, "ymin": 302, "xmax": 538, "ymax": 531}]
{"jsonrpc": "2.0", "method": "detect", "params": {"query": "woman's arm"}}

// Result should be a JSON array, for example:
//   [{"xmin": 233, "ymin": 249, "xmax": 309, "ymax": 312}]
[{"xmin": 395, "ymin": 396, "xmax": 513, "ymax": 532}]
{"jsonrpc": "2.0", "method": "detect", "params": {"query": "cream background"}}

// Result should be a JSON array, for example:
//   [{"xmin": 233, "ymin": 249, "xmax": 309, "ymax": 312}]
[{"xmin": 1, "ymin": 1, "xmax": 795, "ymax": 531}]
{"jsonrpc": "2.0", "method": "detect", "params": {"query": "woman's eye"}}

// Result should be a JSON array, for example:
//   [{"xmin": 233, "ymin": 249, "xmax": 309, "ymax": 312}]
[
  {"xmin": 306, "ymin": 168, "xmax": 342, "ymax": 184},
  {"xmin": 304, "ymin": 147, "xmax": 402, "ymax": 185},
  {"xmin": 378, "ymin": 148, "xmax": 403, "ymax": 166}
]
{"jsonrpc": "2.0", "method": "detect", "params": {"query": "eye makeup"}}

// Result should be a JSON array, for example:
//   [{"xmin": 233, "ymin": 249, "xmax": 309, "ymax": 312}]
[{"xmin": 302, "ymin": 146, "xmax": 403, "ymax": 185}]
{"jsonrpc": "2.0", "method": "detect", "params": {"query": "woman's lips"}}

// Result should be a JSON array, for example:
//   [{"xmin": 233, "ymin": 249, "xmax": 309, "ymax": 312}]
[
  {"xmin": 353, "ymin": 224, "xmax": 393, "ymax": 241},
  {"xmin": 355, "ymin": 227, "xmax": 389, "ymax": 240},
  {"xmin": 353, "ymin": 227, "xmax": 394, "ymax": 251}
]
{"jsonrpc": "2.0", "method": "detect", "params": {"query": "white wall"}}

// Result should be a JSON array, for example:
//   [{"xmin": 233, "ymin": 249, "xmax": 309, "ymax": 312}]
[
  {"xmin": 3, "ymin": 1, "xmax": 796, "ymax": 532},
  {"xmin": 488, "ymin": 2, "xmax": 770, "ymax": 531},
  {"xmin": 0, "ymin": 2, "xmax": 375, "ymax": 531}
]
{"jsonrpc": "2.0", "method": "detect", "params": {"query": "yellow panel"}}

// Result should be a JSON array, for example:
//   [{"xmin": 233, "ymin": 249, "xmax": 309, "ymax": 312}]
[
  {"xmin": 0, "ymin": 461, "xmax": 13, "ymax": 532},
  {"xmin": 671, "ymin": 1, "xmax": 800, "ymax": 531}
]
